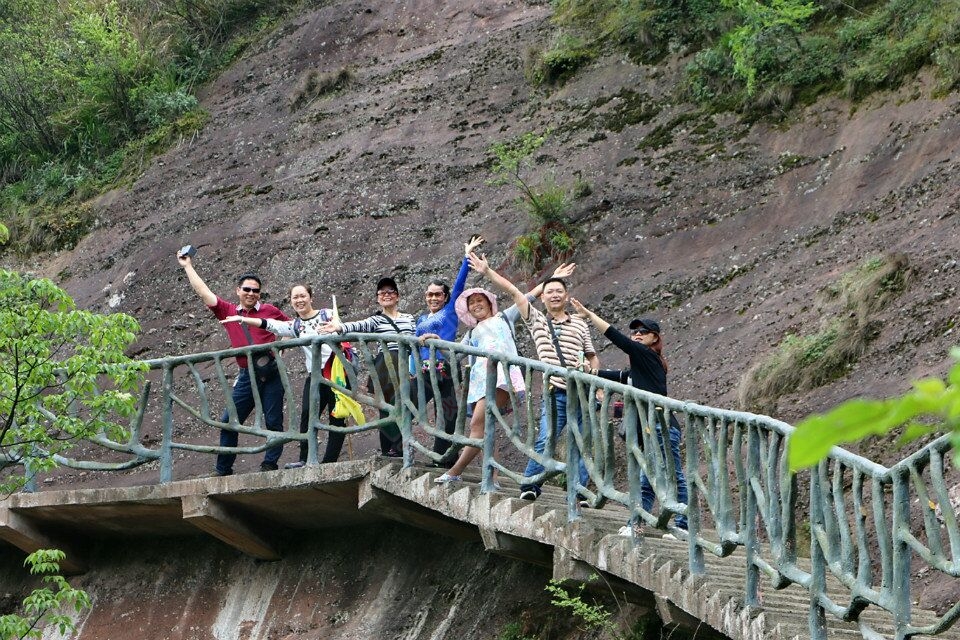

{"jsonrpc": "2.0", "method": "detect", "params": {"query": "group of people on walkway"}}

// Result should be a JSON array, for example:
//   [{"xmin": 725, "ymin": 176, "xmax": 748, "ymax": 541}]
[{"xmin": 175, "ymin": 237, "xmax": 688, "ymax": 534}]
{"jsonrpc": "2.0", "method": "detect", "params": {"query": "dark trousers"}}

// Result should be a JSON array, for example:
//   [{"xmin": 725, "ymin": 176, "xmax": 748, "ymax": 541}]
[
  {"xmin": 410, "ymin": 374, "xmax": 459, "ymax": 457},
  {"xmin": 640, "ymin": 425, "xmax": 689, "ymax": 530},
  {"xmin": 298, "ymin": 375, "xmax": 347, "ymax": 463},
  {"xmin": 216, "ymin": 369, "xmax": 284, "ymax": 475}
]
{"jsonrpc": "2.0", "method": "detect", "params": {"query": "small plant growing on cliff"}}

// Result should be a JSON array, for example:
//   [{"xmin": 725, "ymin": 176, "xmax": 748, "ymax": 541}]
[
  {"xmin": 289, "ymin": 67, "xmax": 352, "ymax": 111},
  {"xmin": 529, "ymin": 32, "xmax": 596, "ymax": 86},
  {"xmin": 739, "ymin": 253, "xmax": 908, "ymax": 413},
  {"xmin": 488, "ymin": 132, "xmax": 577, "ymax": 270},
  {"xmin": 545, "ymin": 578, "xmax": 614, "ymax": 633},
  {"xmin": 0, "ymin": 549, "xmax": 90, "ymax": 640}
]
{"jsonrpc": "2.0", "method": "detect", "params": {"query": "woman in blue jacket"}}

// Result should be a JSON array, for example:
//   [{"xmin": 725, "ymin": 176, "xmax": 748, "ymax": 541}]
[{"xmin": 414, "ymin": 235, "xmax": 483, "ymax": 463}]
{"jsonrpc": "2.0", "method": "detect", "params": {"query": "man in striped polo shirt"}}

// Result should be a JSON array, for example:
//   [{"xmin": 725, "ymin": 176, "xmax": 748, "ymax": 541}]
[{"xmin": 466, "ymin": 252, "xmax": 600, "ymax": 501}]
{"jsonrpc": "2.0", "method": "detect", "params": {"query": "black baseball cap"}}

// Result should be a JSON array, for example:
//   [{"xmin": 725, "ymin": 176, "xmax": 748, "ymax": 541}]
[
  {"xmin": 629, "ymin": 318, "xmax": 661, "ymax": 334},
  {"xmin": 376, "ymin": 276, "xmax": 399, "ymax": 294}
]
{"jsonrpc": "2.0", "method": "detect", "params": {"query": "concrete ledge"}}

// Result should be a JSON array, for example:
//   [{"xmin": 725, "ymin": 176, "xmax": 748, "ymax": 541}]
[
  {"xmin": 358, "ymin": 476, "xmax": 480, "ymax": 542},
  {"xmin": 181, "ymin": 495, "xmax": 279, "ymax": 561},
  {"xmin": 480, "ymin": 526, "xmax": 552, "ymax": 566},
  {"xmin": 0, "ymin": 507, "xmax": 85, "ymax": 574}
]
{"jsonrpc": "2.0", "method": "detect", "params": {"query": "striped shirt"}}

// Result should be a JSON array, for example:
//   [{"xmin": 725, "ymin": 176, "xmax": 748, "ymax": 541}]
[
  {"xmin": 523, "ymin": 306, "xmax": 596, "ymax": 391},
  {"xmin": 341, "ymin": 312, "xmax": 416, "ymax": 353}
]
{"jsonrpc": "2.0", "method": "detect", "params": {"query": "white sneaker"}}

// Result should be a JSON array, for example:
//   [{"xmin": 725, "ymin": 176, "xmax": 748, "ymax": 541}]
[
  {"xmin": 435, "ymin": 473, "xmax": 462, "ymax": 484},
  {"xmin": 284, "ymin": 461, "xmax": 306, "ymax": 469},
  {"xmin": 618, "ymin": 523, "xmax": 643, "ymax": 537},
  {"xmin": 662, "ymin": 533, "xmax": 677, "ymax": 540}
]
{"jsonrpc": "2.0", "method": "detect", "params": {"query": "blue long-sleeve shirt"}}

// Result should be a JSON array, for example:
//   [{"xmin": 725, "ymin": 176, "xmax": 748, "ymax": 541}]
[{"xmin": 414, "ymin": 256, "xmax": 470, "ymax": 365}]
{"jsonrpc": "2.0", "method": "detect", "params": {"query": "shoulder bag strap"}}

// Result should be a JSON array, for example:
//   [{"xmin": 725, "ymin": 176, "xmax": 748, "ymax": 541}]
[
  {"xmin": 545, "ymin": 316, "xmax": 569, "ymax": 368},
  {"xmin": 239, "ymin": 319, "xmax": 274, "ymax": 361},
  {"xmin": 377, "ymin": 312, "xmax": 403, "ymax": 333}
]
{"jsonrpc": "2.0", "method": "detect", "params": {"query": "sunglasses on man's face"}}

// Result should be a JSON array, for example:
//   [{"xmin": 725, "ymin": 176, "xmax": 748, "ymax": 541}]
[
  {"xmin": 632, "ymin": 328, "xmax": 651, "ymax": 336},
  {"xmin": 377, "ymin": 289, "xmax": 398, "ymax": 297},
  {"xmin": 240, "ymin": 286, "xmax": 261, "ymax": 294}
]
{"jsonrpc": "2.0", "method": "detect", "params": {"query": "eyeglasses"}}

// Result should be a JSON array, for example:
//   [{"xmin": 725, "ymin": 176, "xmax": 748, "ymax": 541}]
[
  {"xmin": 240, "ymin": 286, "xmax": 261, "ymax": 294},
  {"xmin": 425, "ymin": 292, "xmax": 446, "ymax": 298},
  {"xmin": 631, "ymin": 328, "xmax": 651, "ymax": 336},
  {"xmin": 377, "ymin": 289, "xmax": 398, "ymax": 297}
]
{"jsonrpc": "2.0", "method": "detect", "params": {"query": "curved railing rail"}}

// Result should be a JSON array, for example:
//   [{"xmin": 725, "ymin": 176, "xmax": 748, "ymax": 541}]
[{"xmin": 11, "ymin": 333, "xmax": 959, "ymax": 640}]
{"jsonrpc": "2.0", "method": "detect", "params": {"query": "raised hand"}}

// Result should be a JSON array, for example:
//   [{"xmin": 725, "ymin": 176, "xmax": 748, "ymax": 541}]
[
  {"xmin": 220, "ymin": 315, "xmax": 244, "ymax": 325},
  {"xmin": 569, "ymin": 297, "xmax": 588, "ymax": 317},
  {"xmin": 464, "ymin": 235, "xmax": 484, "ymax": 255},
  {"xmin": 552, "ymin": 262, "xmax": 576, "ymax": 279},
  {"xmin": 467, "ymin": 251, "xmax": 490, "ymax": 275}
]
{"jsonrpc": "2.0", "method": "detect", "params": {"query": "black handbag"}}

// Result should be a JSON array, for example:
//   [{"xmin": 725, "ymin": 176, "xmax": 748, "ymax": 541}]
[
  {"xmin": 251, "ymin": 352, "xmax": 280, "ymax": 382},
  {"xmin": 240, "ymin": 323, "xmax": 280, "ymax": 382}
]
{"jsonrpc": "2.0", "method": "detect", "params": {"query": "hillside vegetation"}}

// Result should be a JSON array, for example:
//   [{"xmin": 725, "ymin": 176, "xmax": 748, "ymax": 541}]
[
  {"xmin": 2, "ymin": 0, "xmax": 959, "ymax": 257},
  {"xmin": 0, "ymin": 0, "xmax": 307, "ymax": 254},
  {"xmin": 541, "ymin": 0, "xmax": 960, "ymax": 111}
]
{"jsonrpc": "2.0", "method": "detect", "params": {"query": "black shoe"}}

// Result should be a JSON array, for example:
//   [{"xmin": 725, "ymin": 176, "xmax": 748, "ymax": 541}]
[
  {"xmin": 214, "ymin": 469, "xmax": 233, "ymax": 477},
  {"xmin": 384, "ymin": 448, "xmax": 402, "ymax": 458},
  {"xmin": 519, "ymin": 489, "xmax": 539, "ymax": 501},
  {"xmin": 259, "ymin": 462, "xmax": 278, "ymax": 472}
]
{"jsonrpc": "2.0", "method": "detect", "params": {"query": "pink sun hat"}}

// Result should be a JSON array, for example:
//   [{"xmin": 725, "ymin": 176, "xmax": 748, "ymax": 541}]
[{"xmin": 455, "ymin": 287, "xmax": 498, "ymax": 328}]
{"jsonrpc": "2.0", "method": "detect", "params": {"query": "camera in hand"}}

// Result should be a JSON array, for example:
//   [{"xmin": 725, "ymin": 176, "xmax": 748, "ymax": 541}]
[{"xmin": 179, "ymin": 244, "xmax": 197, "ymax": 258}]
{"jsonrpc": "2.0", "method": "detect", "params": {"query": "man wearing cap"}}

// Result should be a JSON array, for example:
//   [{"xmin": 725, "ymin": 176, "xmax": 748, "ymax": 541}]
[
  {"xmin": 176, "ymin": 251, "xmax": 289, "ymax": 476},
  {"xmin": 320, "ymin": 276, "xmax": 416, "ymax": 456},
  {"xmin": 465, "ymin": 253, "xmax": 599, "ymax": 502}
]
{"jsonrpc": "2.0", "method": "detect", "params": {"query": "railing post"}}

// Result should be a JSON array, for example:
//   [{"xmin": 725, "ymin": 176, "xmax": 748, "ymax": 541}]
[
  {"xmin": 397, "ymin": 341, "xmax": 414, "ymax": 469},
  {"xmin": 306, "ymin": 343, "xmax": 322, "ymax": 466},
  {"xmin": 160, "ymin": 364, "xmax": 174, "ymax": 484},
  {"xmin": 623, "ymin": 398, "xmax": 642, "ymax": 528},
  {"xmin": 808, "ymin": 460, "xmax": 828, "ymax": 640},
  {"xmin": 891, "ymin": 469, "xmax": 912, "ymax": 640},
  {"xmin": 744, "ymin": 421, "xmax": 760, "ymax": 607},
  {"xmin": 481, "ymin": 358, "xmax": 497, "ymax": 493},
  {"xmin": 685, "ymin": 411, "xmax": 704, "ymax": 575},
  {"xmin": 566, "ymin": 378, "xmax": 582, "ymax": 522}
]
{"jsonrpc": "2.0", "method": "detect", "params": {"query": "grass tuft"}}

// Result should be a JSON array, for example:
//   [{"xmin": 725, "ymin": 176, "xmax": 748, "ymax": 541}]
[{"xmin": 738, "ymin": 254, "xmax": 909, "ymax": 413}]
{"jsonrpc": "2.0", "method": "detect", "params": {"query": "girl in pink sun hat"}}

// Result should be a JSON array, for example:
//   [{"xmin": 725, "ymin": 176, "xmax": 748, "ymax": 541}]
[{"xmin": 435, "ymin": 285, "xmax": 525, "ymax": 484}]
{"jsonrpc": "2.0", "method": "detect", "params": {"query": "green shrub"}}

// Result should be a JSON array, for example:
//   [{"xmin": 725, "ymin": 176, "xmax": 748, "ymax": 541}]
[
  {"xmin": 513, "ymin": 233, "xmax": 541, "ymax": 269},
  {"xmin": 530, "ymin": 32, "xmax": 596, "ymax": 86},
  {"xmin": 525, "ymin": 180, "xmax": 569, "ymax": 225}
]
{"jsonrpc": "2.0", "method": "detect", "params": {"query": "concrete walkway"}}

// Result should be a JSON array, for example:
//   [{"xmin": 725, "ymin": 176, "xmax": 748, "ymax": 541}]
[{"xmin": 0, "ymin": 459, "xmax": 954, "ymax": 640}]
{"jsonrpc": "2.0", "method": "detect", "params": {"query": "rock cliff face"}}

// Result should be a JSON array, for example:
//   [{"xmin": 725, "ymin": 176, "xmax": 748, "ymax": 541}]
[
  {"xmin": 4, "ymin": 0, "xmax": 960, "ymax": 631},
  {"xmin": 16, "ymin": 0, "xmax": 959, "ymax": 427},
  {"xmin": 0, "ymin": 525, "xmax": 639, "ymax": 640}
]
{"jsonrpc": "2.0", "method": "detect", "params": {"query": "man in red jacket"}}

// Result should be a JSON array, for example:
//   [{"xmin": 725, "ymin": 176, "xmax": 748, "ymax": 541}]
[{"xmin": 177, "ymin": 251, "xmax": 289, "ymax": 475}]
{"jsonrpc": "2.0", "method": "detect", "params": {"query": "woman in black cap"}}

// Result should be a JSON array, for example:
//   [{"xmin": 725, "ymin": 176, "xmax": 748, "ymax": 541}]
[
  {"xmin": 569, "ymin": 299, "xmax": 688, "ymax": 537},
  {"xmin": 321, "ymin": 277, "xmax": 415, "ymax": 456}
]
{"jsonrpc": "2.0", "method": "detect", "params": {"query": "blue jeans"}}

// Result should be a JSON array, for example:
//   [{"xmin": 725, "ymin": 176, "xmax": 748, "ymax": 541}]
[
  {"xmin": 520, "ymin": 389, "xmax": 589, "ymax": 497},
  {"xmin": 216, "ymin": 369, "xmax": 285, "ymax": 475},
  {"xmin": 640, "ymin": 425, "xmax": 688, "ymax": 530}
]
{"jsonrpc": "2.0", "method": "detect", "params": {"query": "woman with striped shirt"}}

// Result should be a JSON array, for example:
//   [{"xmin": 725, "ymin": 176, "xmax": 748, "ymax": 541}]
[{"xmin": 321, "ymin": 277, "xmax": 415, "ymax": 456}]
